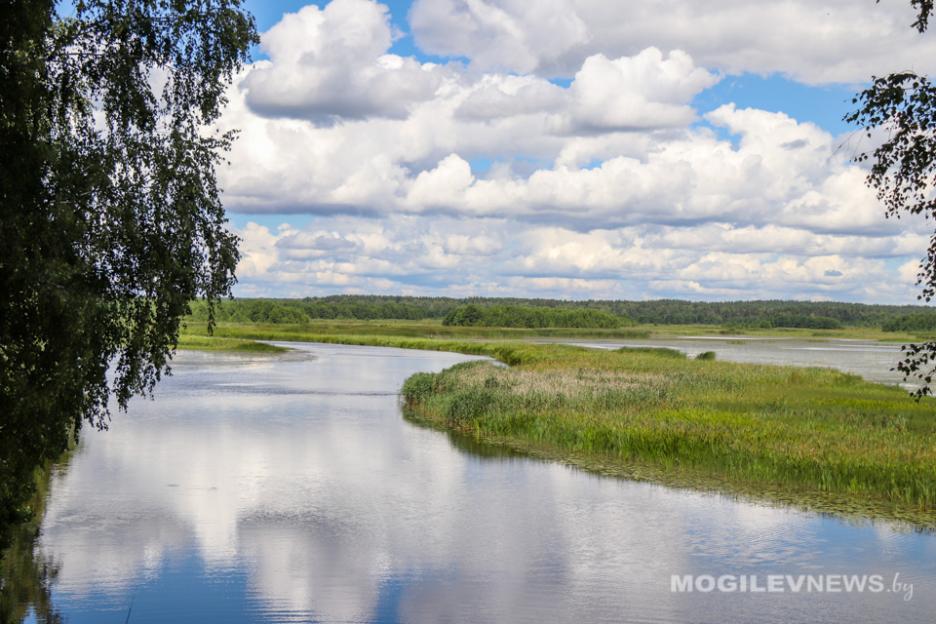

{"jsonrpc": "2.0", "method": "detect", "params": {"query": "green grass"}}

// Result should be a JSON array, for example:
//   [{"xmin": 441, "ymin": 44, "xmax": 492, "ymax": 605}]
[
  {"xmin": 617, "ymin": 346, "xmax": 687, "ymax": 359},
  {"xmin": 182, "ymin": 317, "xmax": 936, "ymax": 343},
  {"xmin": 176, "ymin": 334, "xmax": 289, "ymax": 353},
  {"xmin": 183, "ymin": 319, "xmax": 653, "ymax": 341},
  {"xmin": 635, "ymin": 322, "xmax": 934, "ymax": 342},
  {"xmin": 399, "ymin": 344, "xmax": 936, "ymax": 526},
  {"xmin": 180, "ymin": 320, "xmax": 936, "ymax": 526}
]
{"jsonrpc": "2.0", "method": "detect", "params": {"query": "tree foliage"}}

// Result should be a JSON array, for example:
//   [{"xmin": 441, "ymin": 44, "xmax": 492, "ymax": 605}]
[
  {"xmin": 189, "ymin": 295, "xmax": 936, "ymax": 330},
  {"xmin": 0, "ymin": 1, "xmax": 257, "ymax": 549},
  {"xmin": 882, "ymin": 312, "xmax": 936, "ymax": 332},
  {"xmin": 905, "ymin": 0, "xmax": 934, "ymax": 32},
  {"xmin": 442, "ymin": 304, "xmax": 629, "ymax": 329},
  {"xmin": 848, "ymin": 1, "xmax": 936, "ymax": 396}
]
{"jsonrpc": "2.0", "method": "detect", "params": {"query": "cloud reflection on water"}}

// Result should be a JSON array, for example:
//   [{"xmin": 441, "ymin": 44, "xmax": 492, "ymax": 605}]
[{"xmin": 35, "ymin": 344, "xmax": 936, "ymax": 623}]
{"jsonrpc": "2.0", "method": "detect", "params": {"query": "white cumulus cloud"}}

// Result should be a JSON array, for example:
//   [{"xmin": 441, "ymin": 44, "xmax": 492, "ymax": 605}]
[
  {"xmin": 212, "ymin": 0, "xmax": 933, "ymax": 303},
  {"xmin": 243, "ymin": 0, "xmax": 451, "ymax": 121},
  {"xmin": 410, "ymin": 0, "xmax": 936, "ymax": 83}
]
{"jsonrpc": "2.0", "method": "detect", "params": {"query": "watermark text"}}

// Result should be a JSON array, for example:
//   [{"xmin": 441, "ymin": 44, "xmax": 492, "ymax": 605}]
[{"xmin": 671, "ymin": 573, "xmax": 913, "ymax": 601}]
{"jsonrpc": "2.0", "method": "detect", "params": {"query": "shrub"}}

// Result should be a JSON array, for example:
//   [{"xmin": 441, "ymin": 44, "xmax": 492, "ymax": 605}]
[{"xmin": 401, "ymin": 373, "xmax": 436, "ymax": 404}]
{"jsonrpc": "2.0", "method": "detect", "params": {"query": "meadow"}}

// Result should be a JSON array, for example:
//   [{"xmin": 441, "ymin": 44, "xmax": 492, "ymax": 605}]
[
  {"xmin": 177, "ymin": 317, "xmax": 936, "ymax": 346},
  {"xmin": 179, "ymin": 319, "xmax": 936, "ymax": 526}
]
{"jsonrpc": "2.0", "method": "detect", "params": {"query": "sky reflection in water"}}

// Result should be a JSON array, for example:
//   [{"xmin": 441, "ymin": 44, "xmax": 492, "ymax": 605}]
[{"xmin": 27, "ymin": 343, "xmax": 936, "ymax": 623}]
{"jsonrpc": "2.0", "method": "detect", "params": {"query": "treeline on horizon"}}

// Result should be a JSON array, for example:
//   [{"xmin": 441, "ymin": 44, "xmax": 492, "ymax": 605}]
[
  {"xmin": 441, "ymin": 304, "xmax": 627, "ymax": 328},
  {"xmin": 186, "ymin": 295, "xmax": 936, "ymax": 331}
]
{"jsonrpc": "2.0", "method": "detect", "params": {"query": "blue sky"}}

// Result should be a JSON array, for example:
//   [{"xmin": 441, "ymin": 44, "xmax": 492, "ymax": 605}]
[
  {"xmin": 245, "ymin": 0, "xmax": 857, "ymax": 135},
  {"xmin": 209, "ymin": 0, "xmax": 935, "ymax": 302},
  {"xmin": 248, "ymin": 0, "xmax": 421, "ymax": 53},
  {"xmin": 299, "ymin": 1, "xmax": 854, "ymax": 139}
]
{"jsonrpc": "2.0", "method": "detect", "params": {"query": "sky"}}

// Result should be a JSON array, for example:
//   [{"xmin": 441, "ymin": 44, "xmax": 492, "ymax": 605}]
[{"xmin": 213, "ymin": 0, "xmax": 936, "ymax": 302}]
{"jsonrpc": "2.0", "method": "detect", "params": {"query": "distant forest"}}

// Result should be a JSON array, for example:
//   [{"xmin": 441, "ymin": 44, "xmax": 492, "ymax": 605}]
[
  {"xmin": 186, "ymin": 296, "xmax": 936, "ymax": 330},
  {"xmin": 441, "ymin": 304, "xmax": 627, "ymax": 328}
]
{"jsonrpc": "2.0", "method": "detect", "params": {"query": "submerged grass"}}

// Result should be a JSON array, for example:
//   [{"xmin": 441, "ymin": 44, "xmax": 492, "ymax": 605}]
[{"xmin": 181, "ymin": 321, "xmax": 936, "ymax": 526}]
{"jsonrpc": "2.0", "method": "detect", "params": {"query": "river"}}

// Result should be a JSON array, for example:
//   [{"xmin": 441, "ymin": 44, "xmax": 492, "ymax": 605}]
[
  {"xmin": 12, "ymin": 341, "xmax": 936, "ymax": 623},
  {"xmin": 556, "ymin": 337, "xmax": 908, "ymax": 386}
]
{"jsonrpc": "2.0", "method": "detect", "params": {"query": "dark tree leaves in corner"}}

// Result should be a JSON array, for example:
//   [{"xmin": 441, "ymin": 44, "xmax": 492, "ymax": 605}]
[
  {"xmin": 847, "ymin": 0, "xmax": 936, "ymax": 397},
  {"xmin": 0, "ymin": 1, "xmax": 257, "ymax": 549}
]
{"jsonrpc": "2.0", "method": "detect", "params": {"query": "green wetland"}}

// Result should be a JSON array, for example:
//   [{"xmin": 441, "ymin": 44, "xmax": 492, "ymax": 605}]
[
  {"xmin": 403, "ymin": 344, "xmax": 936, "ymax": 525},
  {"xmin": 178, "ymin": 321, "xmax": 936, "ymax": 525}
]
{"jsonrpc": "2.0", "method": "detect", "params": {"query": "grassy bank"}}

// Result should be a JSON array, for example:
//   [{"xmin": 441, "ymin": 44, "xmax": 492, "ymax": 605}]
[
  {"xmin": 636, "ymin": 322, "xmax": 935, "ymax": 343},
  {"xmin": 183, "ymin": 319, "xmax": 653, "ymax": 342},
  {"xmin": 176, "ymin": 333, "xmax": 289, "ymax": 353},
  {"xmin": 400, "ymin": 345, "xmax": 936, "ymax": 526},
  {"xmin": 179, "ymin": 321, "xmax": 936, "ymax": 525},
  {"xmin": 181, "ymin": 318, "xmax": 936, "ymax": 344}
]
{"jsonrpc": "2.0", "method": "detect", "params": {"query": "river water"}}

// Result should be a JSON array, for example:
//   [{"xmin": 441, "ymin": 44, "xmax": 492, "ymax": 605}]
[
  {"xmin": 557, "ymin": 337, "xmax": 908, "ymax": 386},
  {"xmin": 15, "ymin": 342, "xmax": 936, "ymax": 623}
]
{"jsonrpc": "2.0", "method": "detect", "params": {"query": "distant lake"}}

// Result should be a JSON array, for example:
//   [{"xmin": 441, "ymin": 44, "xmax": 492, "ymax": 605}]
[{"xmin": 15, "ymin": 342, "xmax": 936, "ymax": 623}]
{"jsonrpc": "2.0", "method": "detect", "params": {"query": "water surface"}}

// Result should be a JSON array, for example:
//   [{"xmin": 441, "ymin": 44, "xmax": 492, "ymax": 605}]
[
  {"xmin": 558, "ymin": 337, "xmax": 906, "ymax": 385},
  {"xmin": 17, "ymin": 342, "xmax": 936, "ymax": 623}
]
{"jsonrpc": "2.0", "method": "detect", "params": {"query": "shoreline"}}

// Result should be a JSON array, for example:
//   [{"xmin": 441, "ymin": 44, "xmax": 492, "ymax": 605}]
[{"xmin": 180, "ymin": 324, "xmax": 936, "ymax": 527}]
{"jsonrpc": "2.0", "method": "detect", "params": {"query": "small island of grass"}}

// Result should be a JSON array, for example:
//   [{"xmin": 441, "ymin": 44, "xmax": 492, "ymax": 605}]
[
  {"xmin": 401, "ymin": 342, "xmax": 936, "ymax": 526},
  {"xmin": 176, "ymin": 334, "xmax": 288, "ymax": 353}
]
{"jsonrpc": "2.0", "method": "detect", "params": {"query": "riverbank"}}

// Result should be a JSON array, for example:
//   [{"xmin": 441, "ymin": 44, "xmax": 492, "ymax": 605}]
[
  {"xmin": 176, "ymin": 334, "xmax": 290, "ymax": 353},
  {"xmin": 401, "ymin": 345, "xmax": 936, "ymax": 526},
  {"xmin": 0, "ymin": 449, "xmax": 72, "ymax": 623},
  {"xmin": 182, "ymin": 318, "xmax": 936, "ymax": 344},
  {"xmin": 184, "ymin": 319, "xmax": 653, "ymax": 342},
  {"xmin": 18, "ymin": 339, "xmax": 936, "ymax": 623},
  {"xmin": 179, "ymin": 323, "xmax": 936, "ymax": 526}
]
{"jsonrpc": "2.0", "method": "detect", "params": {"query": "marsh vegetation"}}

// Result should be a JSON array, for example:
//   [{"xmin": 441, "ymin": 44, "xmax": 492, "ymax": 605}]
[
  {"xmin": 401, "ymin": 343, "xmax": 936, "ymax": 525},
  {"xmin": 176, "ymin": 316, "xmax": 936, "ymax": 525}
]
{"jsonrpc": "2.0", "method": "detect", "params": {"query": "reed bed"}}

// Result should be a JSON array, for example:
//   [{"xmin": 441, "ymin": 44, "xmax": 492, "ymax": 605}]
[{"xmin": 401, "ymin": 345, "xmax": 936, "ymax": 526}]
